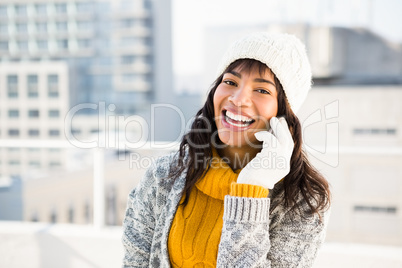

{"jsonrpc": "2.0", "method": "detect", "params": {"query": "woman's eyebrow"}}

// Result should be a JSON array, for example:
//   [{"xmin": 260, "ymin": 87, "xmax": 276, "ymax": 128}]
[
  {"xmin": 254, "ymin": 78, "xmax": 276, "ymax": 87},
  {"xmin": 228, "ymin": 71, "xmax": 276, "ymax": 87},
  {"xmin": 227, "ymin": 71, "xmax": 241, "ymax": 78},
  {"xmin": 227, "ymin": 71, "xmax": 276, "ymax": 87}
]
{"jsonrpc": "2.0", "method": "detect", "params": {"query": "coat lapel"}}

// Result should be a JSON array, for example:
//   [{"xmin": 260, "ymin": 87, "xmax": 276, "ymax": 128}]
[{"xmin": 150, "ymin": 169, "xmax": 187, "ymax": 267}]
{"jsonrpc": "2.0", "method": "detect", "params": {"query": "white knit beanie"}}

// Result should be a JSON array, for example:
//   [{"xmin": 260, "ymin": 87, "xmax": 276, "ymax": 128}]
[{"xmin": 216, "ymin": 32, "xmax": 312, "ymax": 113}]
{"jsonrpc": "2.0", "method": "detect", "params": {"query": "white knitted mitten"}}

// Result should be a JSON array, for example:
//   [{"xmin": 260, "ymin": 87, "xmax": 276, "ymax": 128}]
[{"xmin": 237, "ymin": 117, "xmax": 294, "ymax": 189}]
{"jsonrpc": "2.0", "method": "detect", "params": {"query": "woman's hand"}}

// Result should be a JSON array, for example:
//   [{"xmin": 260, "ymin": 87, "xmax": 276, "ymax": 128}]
[{"xmin": 237, "ymin": 117, "xmax": 294, "ymax": 189}]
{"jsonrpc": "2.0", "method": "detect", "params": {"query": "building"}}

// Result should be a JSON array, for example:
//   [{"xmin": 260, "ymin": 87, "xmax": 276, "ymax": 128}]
[
  {"xmin": 0, "ymin": 0, "xmax": 169, "ymax": 114},
  {"xmin": 298, "ymin": 85, "xmax": 402, "ymax": 246},
  {"xmin": 0, "ymin": 0, "xmax": 179, "ymax": 179},
  {"xmin": 0, "ymin": 62, "xmax": 69, "ymax": 178},
  {"xmin": 0, "ymin": 0, "xmax": 176, "ymax": 129}
]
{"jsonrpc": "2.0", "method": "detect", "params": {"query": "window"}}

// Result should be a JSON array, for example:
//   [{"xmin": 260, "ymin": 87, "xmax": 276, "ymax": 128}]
[
  {"xmin": 121, "ymin": 55, "xmax": 136, "ymax": 65},
  {"xmin": 122, "ymin": 73, "xmax": 134, "ymax": 83},
  {"xmin": 7, "ymin": 75, "xmax": 18, "ymax": 98},
  {"xmin": 76, "ymin": 2, "xmax": 92, "ymax": 13},
  {"xmin": 120, "ymin": 19, "xmax": 134, "ymax": 28},
  {"xmin": 37, "ymin": 40, "xmax": 48, "ymax": 51},
  {"xmin": 122, "ymin": 73, "xmax": 144, "ymax": 83},
  {"xmin": 71, "ymin": 129, "xmax": 81, "ymax": 135},
  {"xmin": 0, "ymin": 24, "xmax": 8, "ymax": 34},
  {"xmin": 31, "ymin": 212, "xmax": 39, "ymax": 222},
  {"xmin": 57, "ymin": 39, "xmax": 68, "ymax": 50},
  {"xmin": 28, "ymin": 129, "xmax": 40, "ymax": 137},
  {"xmin": 120, "ymin": 37, "xmax": 139, "ymax": 47},
  {"xmin": 93, "ymin": 57, "xmax": 110, "ymax": 66},
  {"xmin": 84, "ymin": 201, "xmax": 90, "ymax": 223},
  {"xmin": 144, "ymin": 0, "xmax": 152, "ymax": 10},
  {"xmin": 9, "ymin": 160, "xmax": 20, "ymax": 166},
  {"xmin": 49, "ymin": 129, "xmax": 60, "ymax": 137},
  {"xmin": 76, "ymin": 20, "xmax": 92, "ymax": 31},
  {"xmin": 353, "ymin": 128, "xmax": 397, "ymax": 136},
  {"xmin": 68, "ymin": 206, "xmax": 74, "ymax": 223},
  {"xmin": 28, "ymin": 110, "xmax": 39, "ymax": 118},
  {"xmin": 36, "ymin": 23, "xmax": 47, "ymax": 33},
  {"xmin": 16, "ymin": 23, "xmax": 28, "ymax": 33},
  {"xmin": 8, "ymin": 129, "xmax": 20, "ymax": 137},
  {"xmin": 56, "ymin": 22, "xmax": 68, "ymax": 31},
  {"xmin": 29, "ymin": 161, "xmax": 41, "ymax": 168},
  {"xmin": 354, "ymin": 205, "xmax": 397, "ymax": 214},
  {"xmin": 118, "ymin": 0, "xmax": 134, "ymax": 10},
  {"xmin": 0, "ymin": 6, "xmax": 8, "ymax": 16},
  {"xmin": 77, "ymin": 39, "xmax": 90, "ymax": 48},
  {"xmin": 0, "ymin": 41, "xmax": 8, "ymax": 51},
  {"xmin": 49, "ymin": 110, "xmax": 60, "ymax": 118},
  {"xmin": 27, "ymin": 75, "xmax": 38, "ymax": 98},
  {"xmin": 15, "ymin": 4, "xmax": 27, "ymax": 16},
  {"xmin": 8, "ymin": 110, "xmax": 19, "ymax": 118},
  {"xmin": 106, "ymin": 186, "xmax": 117, "ymax": 225},
  {"xmin": 17, "ymin": 41, "xmax": 29, "ymax": 52},
  {"xmin": 48, "ymin": 75, "xmax": 59, "ymax": 97},
  {"xmin": 55, "ymin": 3, "xmax": 67, "ymax": 13},
  {"xmin": 49, "ymin": 161, "xmax": 61, "ymax": 167},
  {"xmin": 50, "ymin": 210, "xmax": 57, "ymax": 223},
  {"xmin": 35, "ymin": 4, "xmax": 47, "ymax": 15}
]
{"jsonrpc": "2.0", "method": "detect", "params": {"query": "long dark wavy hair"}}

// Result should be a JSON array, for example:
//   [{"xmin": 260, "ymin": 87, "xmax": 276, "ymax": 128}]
[{"xmin": 170, "ymin": 59, "xmax": 331, "ymax": 217}]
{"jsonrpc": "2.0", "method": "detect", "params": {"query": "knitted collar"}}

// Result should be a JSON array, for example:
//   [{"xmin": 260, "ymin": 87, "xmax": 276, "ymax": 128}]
[{"xmin": 195, "ymin": 148, "xmax": 241, "ymax": 200}]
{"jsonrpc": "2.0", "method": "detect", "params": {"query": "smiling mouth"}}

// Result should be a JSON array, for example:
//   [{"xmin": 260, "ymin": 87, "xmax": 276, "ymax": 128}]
[{"xmin": 223, "ymin": 110, "xmax": 255, "ymax": 128}]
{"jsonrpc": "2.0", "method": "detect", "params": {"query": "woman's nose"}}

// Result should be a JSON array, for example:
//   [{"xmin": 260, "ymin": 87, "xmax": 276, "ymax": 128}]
[{"xmin": 228, "ymin": 86, "xmax": 252, "ymax": 107}]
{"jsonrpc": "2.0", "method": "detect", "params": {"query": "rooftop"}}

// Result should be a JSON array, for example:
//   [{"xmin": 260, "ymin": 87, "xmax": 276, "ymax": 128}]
[{"xmin": 1, "ymin": 221, "xmax": 402, "ymax": 268}]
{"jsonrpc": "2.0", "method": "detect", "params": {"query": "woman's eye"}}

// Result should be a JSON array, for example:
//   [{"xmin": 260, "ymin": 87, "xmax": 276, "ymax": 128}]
[
  {"xmin": 223, "ymin": 80, "xmax": 236, "ymax": 86},
  {"xmin": 256, "ymin": 89, "xmax": 270, "ymax": 95}
]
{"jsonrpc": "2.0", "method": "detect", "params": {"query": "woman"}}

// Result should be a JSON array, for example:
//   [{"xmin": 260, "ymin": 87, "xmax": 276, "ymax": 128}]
[{"xmin": 122, "ymin": 32, "xmax": 331, "ymax": 268}]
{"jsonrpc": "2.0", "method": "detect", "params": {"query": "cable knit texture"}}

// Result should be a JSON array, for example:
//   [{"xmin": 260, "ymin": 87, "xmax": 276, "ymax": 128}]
[
  {"xmin": 168, "ymin": 150, "xmax": 267, "ymax": 267},
  {"xmin": 231, "ymin": 183, "xmax": 268, "ymax": 198},
  {"xmin": 216, "ymin": 32, "xmax": 312, "ymax": 113},
  {"xmin": 122, "ymin": 152, "xmax": 330, "ymax": 268}
]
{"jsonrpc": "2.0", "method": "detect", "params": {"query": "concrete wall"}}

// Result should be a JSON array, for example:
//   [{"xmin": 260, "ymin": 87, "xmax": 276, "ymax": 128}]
[{"xmin": 298, "ymin": 85, "xmax": 402, "ymax": 246}]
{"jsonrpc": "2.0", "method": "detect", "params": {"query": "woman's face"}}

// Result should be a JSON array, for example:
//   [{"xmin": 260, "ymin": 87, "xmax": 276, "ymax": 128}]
[{"xmin": 213, "ymin": 66, "xmax": 278, "ymax": 149}]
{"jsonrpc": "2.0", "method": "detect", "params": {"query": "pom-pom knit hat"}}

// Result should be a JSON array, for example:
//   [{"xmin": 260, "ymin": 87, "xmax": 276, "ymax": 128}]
[{"xmin": 216, "ymin": 32, "xmax": 312, "ymax": 113}]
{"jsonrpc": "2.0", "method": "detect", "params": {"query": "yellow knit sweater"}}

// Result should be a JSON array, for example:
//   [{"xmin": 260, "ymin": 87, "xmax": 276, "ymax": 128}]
[{"xmin": 168, "ymin": 152, "xmax": 268, "ymax": 267}]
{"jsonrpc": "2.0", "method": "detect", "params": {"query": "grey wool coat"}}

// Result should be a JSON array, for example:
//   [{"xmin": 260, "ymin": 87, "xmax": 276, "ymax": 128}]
[{"xmin": 122, "ymin": 152, "xmax": 330, "ymax": 268}]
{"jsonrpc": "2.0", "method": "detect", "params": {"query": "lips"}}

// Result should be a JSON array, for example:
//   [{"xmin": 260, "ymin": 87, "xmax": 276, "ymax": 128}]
[{"xmin": 221, "ymin": 109, "xmax": 255, "ymax": 130}]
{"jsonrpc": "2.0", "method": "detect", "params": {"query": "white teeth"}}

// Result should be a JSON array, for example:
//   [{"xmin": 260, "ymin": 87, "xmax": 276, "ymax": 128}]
[
  {"xmin": 226, "ymin": 110, "xmax": 253, "ymax": 123},
  {"xmin": 227, "ymin": 120, "xmax": 249, "ymax": 127}
]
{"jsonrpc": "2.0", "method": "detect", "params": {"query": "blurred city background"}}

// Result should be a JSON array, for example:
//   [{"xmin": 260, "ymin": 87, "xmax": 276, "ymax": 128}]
[{"xmin": 0, "ymin": 0, "xmax": 402, "ymax": 267}]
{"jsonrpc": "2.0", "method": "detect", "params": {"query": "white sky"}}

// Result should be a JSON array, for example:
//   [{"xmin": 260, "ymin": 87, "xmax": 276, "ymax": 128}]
[{"xmin": 172, "ymin": 0, "xmax": 402, "ymax": 76}]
